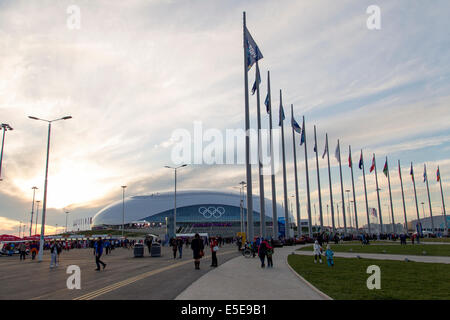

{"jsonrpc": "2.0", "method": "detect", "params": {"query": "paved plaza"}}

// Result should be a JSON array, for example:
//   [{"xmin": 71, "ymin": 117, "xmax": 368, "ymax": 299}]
[{"xmin": 0, "ymin": 244, "xmax": 240, "ymax": 300}]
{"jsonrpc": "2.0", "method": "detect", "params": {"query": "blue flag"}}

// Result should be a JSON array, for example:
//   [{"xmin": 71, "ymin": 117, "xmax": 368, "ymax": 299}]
[
  {"xmin": 264, "ymin": 93, "xmax": 270, "ymax": 114},
  {"xmin": 244, "ymin": 26, "xmax": 263, "ymax": 71},
  {"xmin": 358, "ymin": 152, "xmax": 363, "ymax": 170},
  {"xmin": 291, "ymin": 116, "xmax": 301, "ymax": 134},
  {"xmin": 279, "ymin": 105, "xmax": 285, "ymax": 126},
  {"xmin": 300, "ymin": 126, "xmax": 305, "ymax": 145},
  {"xmin": 251, "ymin": 64, "xmax": 261, "ymax": 95}
]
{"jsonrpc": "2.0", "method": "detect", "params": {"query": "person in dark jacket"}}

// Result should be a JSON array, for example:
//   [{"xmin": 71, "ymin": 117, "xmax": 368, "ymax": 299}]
[
  {"xmin": 258, "ymin": 238, "xmax": 269, "ymax": 268},
  {"xmin": 191, "ymin": 233, "xmax": 204, "ymax": 270},
  {"xmin": 170, "ymin": 237, "xmax": 178, "ymax": 259},
  {"xmin": 94, "ymin": 237, "xmax": 106, "ymax": 271}
]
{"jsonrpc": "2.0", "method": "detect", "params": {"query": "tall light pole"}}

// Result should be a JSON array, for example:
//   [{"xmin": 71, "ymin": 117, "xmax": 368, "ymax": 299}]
[
  {"xmin": 239, "ymin": 181, "xmax": 246, "ymax": 235},
  {"xmin": 121, "ymin": 186, "xmax": 127, "ymax": 238},
  {"xmin": 29, "ymin": 115, "xmax": 72, "ymax": 262},
  {"xmin": 165, "ymin": 164, "xmax": 187, "ymax": 237},
  {"xmin": 35, "ymin": 200, "xmax": 40, "ymax": 235},
  {"xmin": 65, "ymin": 210, "xmax": 70, "ymax": 233},
  {"xmin": 345, "ymin": 189, "xmax": 351, "ymax": 230},
  {"xmin": 421, "ymin": 202, "xmax": 425, "ymax": 220},
  {"xmin": 0, "ymin": 123, "xmax": 13, "ymax": 180},
  {"xmin": 30, "ymin": 187, "xmax": 38, "ymax": 236}
]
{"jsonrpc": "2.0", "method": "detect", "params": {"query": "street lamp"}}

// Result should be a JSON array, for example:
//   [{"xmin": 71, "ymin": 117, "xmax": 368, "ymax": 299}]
[
  {"xmin": 30, "ymin": 187, "xmax": 38, "ymax": 236},
  {"xmin": 64, "ymin": 209, "xmax": 70, "ymax": 233},
  {"xmin": 165, "ymin": 164, "xmax": 188, "ymax": 237},
  {"xmin": 28, "ymin": 115, "xmax": 72, "ymax": 262},
  {"xmin": 121, "ymin": 186, "xmax": 127, "ymax": 238},
  {"xmin": 35, "ymin": 200, "xmax": 40, "ymax": 235},
  {"xmin": 345, "ymin": 189, "xmax": 351, "ymax": 230},
  {"xmin": 0, "ymin": 123, "xmax": 14, "ymax": 180},
  {"xmin": 238, "ymin": 181, "xmax": 247, "ymax": 234}
]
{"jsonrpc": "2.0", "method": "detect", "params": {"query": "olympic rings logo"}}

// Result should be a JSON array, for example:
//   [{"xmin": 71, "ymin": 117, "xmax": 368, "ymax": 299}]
[{"xmin": 198, "ymin": 206, "xmax": 225, "ymax": 219}]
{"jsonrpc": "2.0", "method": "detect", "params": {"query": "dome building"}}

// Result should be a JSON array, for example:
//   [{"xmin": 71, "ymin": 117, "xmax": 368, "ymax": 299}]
[{"xmin": 92, "ymin": 190, "xmax": 294, "ymax": 238}]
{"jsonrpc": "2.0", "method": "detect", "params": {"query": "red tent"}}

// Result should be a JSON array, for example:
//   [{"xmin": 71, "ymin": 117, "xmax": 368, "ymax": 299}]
[{"xmin": 0, "ymin": 234, "xmax": 22, "ymax": 241}]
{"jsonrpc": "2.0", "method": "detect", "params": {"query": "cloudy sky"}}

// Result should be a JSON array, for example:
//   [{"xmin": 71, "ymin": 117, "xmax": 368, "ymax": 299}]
[{"xmin": 1, "ymin": 0, "xmax": 449, "ymax": 235}]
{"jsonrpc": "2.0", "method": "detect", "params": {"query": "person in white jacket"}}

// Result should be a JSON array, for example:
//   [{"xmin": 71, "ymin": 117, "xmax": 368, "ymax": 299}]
[{"xmin": 313, "ymin": 240, "xmax": 322, "ymax": 263}]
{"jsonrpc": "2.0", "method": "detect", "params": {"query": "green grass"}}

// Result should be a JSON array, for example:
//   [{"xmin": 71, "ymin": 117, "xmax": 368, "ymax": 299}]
[
  {"xmin": 288, "ymin": 254, "xmax": 450, "ymax": 300},
  {"xmin": 297, "ymin": 244, "xmax": 450, "ymax": 257}
]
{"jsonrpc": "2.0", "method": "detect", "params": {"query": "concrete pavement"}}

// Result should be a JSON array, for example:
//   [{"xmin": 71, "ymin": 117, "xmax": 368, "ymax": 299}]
[
  {"xmin": 294, "ymin": 250, "xmax": 450, "ymax": 264},
  {"xmin": 176, "ymin": 245, "xmax": 331, "ymax": 300}
]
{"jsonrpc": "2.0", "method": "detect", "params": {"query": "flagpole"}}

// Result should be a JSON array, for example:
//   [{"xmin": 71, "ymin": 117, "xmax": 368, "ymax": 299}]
[
  {"xmin": 326, "ymin": 134, "xmax": 336, "ymax": 232},
  {"xmin": 411, "ymin": 162, "xmax": 422, "ymax": 232},
  {"xmin": 424, "ymin": 164, "xmax": 435, "ymax": 232},
  {"xmin": 438, "ymin": 166, "xmax": 448, "ymax": 236},
  {"xmin": 349, "ymin": 145, "xmax": 358, "ymax": 233},
  {"xmin": 243, "ymin": 12, "xmax": 254, "ymax": 241},
  {"xmin": 255, "ymin": 62, "xmax": 266, "ymax": 238},
  {"xmin": 373, "ymin": 154, "xmax": 384, "ymax": 234},
  {"xmin": 280, "ymin": 90, "xmax": 289, "ymax": 239},
  {"xmin": 337, "ymin": 139, "xmax": 347, "ymax": 234},
  {"xmin": 361, "ymin": 150, "xmax": 371, "ymax": 234},
  {"xmin": 314, "ymin": 126, "xmax": 324, "ymax": 231},
  {"xmin": 386, "ymin": 157, "xmax": 395, "ymax": 233},
  {"xmin": 267, "ymin": 71, "xmax": 278, "ymax": 239},
  {"xmin": 291, "ymin": 105, "xmax": 302, "ymax": 238},
  {"xmin": 398, "ymin": 160, "xmax": 408, "ymax": 233},
  {"xmin": 303, "ymin": 117, "xmax": 312, "ymax": 237}
]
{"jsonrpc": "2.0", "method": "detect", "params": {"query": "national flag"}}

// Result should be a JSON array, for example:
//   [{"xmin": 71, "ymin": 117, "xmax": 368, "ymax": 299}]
[
  {"xmin": 244, "ymin": 26, "xmax": 263, "ymax": 71},
  {"xmin": 251, "ymin": 64, "xmax": 261, "ymax": 95},
  {"xmin": 348, "ymin": 153, "xmax": 352, "ymax": 168},
  {"xmin": 370, "ymin": 208, "xmax": 378, "ymax": 218},
  {"xmin": 279, "ymin": 104, "xmax": 285, "ymax": 126},
  {"xmin": 264, "ymin": 93, "xmax": 270, "ymax": 114},
  {"xmin": 322, "ymin": 138, "xmax": 328, "ymax": 159},
  {"xmin": 300, "ymin": 125, "xmax": 305, "ymax": 146},
  {"xmin": 314, "ymin": 142, "xmax": 317, "ymax": 153},
  {"xmin": 291, "ymin": 116, "xmax": 301, "ymax": 134},
  {"xmin": 410, "ymin": 163, "xmax": 414, "ymax": 181},
  {"xmin": 437, "ymin": 166, "xmax": 440, "ymax": 182},
  {"xmin": 358, "ymin": 152, "xmax": 363, "ymax": 170},
  {"xmin": 335, "ymin": 144, "xmax": 340, "ymax": 162},
  {"xmin": 370, "ymin": 155, "xmax": 375, "ymax": 173},
  {"xmin": 383, "ymin": 159, "xmax": 388, "ymax": 177},
  {"xmin": 423, "ymin": 164, "xmax": 427, "ymax": 182}
]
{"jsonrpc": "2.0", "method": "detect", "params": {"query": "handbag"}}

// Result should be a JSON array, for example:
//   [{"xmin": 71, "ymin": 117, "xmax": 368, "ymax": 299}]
[
  {"xmin": 200, "ymin": 250, "xmax": 204, "ymax": 257},
  {"xmin": 213, "ymin": 246, "xmax": 219, "ymax": 252}
]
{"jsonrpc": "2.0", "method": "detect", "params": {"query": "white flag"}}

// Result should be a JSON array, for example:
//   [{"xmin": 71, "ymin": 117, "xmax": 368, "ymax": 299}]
[{"xmin": 335, "ymin": 144, "xmax": 340, "ymax": 162}]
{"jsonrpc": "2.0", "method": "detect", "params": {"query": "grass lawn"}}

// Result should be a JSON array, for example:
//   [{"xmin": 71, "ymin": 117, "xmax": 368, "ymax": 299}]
[
  {"xmin": 297, "ymin": 244, "xmax": 450, "ymax": 256},
  {"xmin": 288, "ymin": 254, "xmax": 450, "ymax": 300}
]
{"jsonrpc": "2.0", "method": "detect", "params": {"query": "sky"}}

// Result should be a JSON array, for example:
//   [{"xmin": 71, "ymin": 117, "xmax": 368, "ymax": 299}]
[{"xmin": 1, "ymin": 0, "xmax": 450, "ymax": 236}]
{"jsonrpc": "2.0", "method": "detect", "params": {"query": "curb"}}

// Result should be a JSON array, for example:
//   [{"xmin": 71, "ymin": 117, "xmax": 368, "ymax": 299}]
[{"xmin": 286, "ymin": 252, "xmax": 333, "ymax": 300}]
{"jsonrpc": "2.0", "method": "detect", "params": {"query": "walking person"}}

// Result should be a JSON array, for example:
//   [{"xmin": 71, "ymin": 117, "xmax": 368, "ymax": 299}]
[
  {"xmin": 258, "ymin": 238, "xmax": 269, "ymax": 268},
  {"xmin": 50, "ymin": 240, "xmax": 58, "ymax": 268},
  {"xmin": 177, "ymin": 238, "xmax": 183, "ymax": 259},
  {"xmin": 313, "ymin": 240, "xmax": 323, "ymax": 264},
  {"xmin": 94, "ymin": 237, "xmax": 106, "ymax": 271},
  {"xmin": 210, "ymin": 237, "xmax": 219, "ymax": 267},
  {"xmin": 266, "ymin": 242, "xmax": 274, "ymax": 268},
  {"xmin": 191, "ymin": 233, "xmax": 204, "ymax": 270},
  {"xmin": 325, "ymin": 244, "xmax": 334, "ymax": 267},
  {"xmin": 170, "ymin": 237, "xmax": 178, "ymax": 259},
  {"xmin": 18, "ymin": 242, "xmax": 26, "ymax": 261}
]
